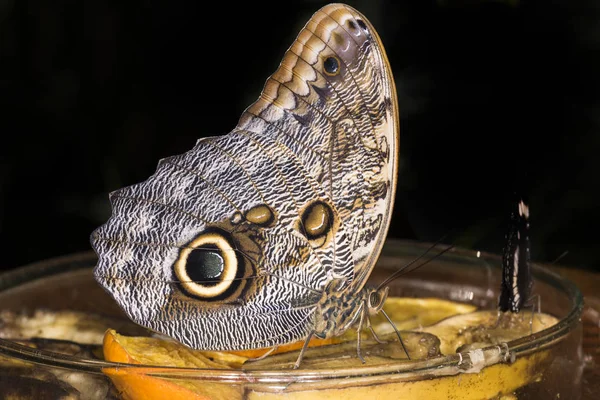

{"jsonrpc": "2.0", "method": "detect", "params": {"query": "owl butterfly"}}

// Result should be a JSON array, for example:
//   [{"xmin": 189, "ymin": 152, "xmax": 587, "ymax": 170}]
[{"xmin": 91, "ymin": 3, "xmax": 399, "ymax": 368}]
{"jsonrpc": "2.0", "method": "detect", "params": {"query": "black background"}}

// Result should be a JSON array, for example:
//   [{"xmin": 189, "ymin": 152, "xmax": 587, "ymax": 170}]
[{"xmin": 1, "ymin": 0, "xmax": 598, "ymax": 273}]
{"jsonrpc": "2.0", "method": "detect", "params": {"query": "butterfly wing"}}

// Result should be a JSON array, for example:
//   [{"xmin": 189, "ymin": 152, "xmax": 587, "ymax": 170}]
[{"xmin": 91, "ymin": 4, "xmax": 399, "ymax": 351}]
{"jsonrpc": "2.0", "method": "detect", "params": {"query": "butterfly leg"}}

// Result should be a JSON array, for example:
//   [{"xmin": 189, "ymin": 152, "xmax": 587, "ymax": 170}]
[
  {"xmin": 494, "ymin": 294, "xmax": 544, "ymax": 335},
  {"xmin": 526, "ymin": 293, "xmax": 545, "ymax": 335},
  {"xmin": 366, "ymin": 314, "xmax": 387, "ymax": 344},
  {"xmin": 245, "ymin": 346, "xmax": 279, "ymax": 362},
  {"xmin": 294, "ymin": 331, "xmax": 315, "ymax": 369},
  {"xmin": 355, "ymin": 304, "xmax": 367, "ymax": 363},
  {"xmin": 492, "ymin": 310, "xmax": 503, "ymax": 330},
  {"xmin": 380, "ymin": 308, "xmax": 411, "ymax": 360}
]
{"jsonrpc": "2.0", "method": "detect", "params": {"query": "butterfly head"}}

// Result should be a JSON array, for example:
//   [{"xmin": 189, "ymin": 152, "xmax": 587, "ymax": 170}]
[{"xmin": 367, "ymin": 286, "xmax": 389, "ymax": 315}]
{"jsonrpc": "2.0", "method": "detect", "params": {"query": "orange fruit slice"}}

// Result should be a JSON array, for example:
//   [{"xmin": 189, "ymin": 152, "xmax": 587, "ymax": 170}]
[{"xmin": 102, "ymin": 329, "xmax": 244, "ymax": 400}]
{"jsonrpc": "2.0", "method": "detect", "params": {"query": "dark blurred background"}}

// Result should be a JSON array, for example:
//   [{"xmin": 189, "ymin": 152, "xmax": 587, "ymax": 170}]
[{"xmin": 1, "ymin": 0, "xmax": 598, "ymax": 273}]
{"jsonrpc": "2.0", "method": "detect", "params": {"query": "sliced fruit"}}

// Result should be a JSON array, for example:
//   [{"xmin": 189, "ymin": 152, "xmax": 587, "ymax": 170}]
[
  {"xmin": 226, "ymin": 336, "xmax": 342, "ymax": 359},
  {"xmin": 246, "ymin": 311, "xmax": 560, "ymax": 399},
  {"xmin": 102, "ymin": 329, "xmax": 244, "ymax": 400},
  {"xmin": 245, "ymin": 350, "xmax": 553, "ymax": 400},
  {"xmin": 100, "ymin": 298, "xmax": 560, "ymax": 400},
  {"xmin": 214, "ymin": 297, "xmax": 476, "ymax": 360},
  {"xmin": 373, "ymin": 296, "xmax": 478, "ymax": 332},
  {"xmin": 420, "ymin": 310, "xmax": 559, "ymax": 355}
]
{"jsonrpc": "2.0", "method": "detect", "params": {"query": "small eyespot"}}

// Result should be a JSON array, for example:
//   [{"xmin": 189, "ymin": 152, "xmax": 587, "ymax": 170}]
[
  {"xmin": 245, "ymin": 204, "xmax": 276, "ymax": 227},
  {"xmin": 231, "ymin": 211, "xmax": 243, "ymax": 225},
  {"xmin": 347, "ymin": 19, "xmax": 357, "ymax": 30},
  {"xmin": 356, "ymin": 19, "xmax": 368, "ymax": 32},
  {"xmin": 301, "ymin": 201, "xmax": 333, "ymax": 240},
  {"xmin": 323, "ymin": 56, "xmax": 340, "ymax": 76},
  {"xmin": 298, "ymin": 200, "xmax": 338, "ymax": 248}
]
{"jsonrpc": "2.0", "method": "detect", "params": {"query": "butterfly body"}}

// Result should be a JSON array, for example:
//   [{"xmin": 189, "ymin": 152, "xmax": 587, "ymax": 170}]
[
  {"xmin": 499, "ymin": 198, "xmax": 533, "ymax": 313},
  {"xmin": 91, "ymin": 3, "xmax": 399, "ymax": 356},
  {"xmin": 313, "ymin": 280, "xmax": 388, "ymax": 339}
]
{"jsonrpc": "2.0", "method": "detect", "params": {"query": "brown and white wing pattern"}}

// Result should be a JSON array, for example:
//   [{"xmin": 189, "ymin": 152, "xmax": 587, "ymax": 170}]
[{"xmin": 91, "ymin": 3, "xmax": 399, "ymax": 351}]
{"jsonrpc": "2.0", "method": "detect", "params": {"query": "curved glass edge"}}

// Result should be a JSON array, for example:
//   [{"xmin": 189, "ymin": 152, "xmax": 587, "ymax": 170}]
[
  {"xmin": 0, "ymin": 240, "xmax": 584, "ymax": 383},
  {"xmin": 0, "ymin": 250, "xmax": 97, "ymax": 290},
  {"xmin": 0, "ymin": 337, "xmax": 519, "ymax": 382}
]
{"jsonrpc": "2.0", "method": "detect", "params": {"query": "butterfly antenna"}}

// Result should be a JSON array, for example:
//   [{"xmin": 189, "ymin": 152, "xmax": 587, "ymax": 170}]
[
  {"xmin": 550, "ymin": 250, "xmax": 569, "ymax": 265},
  {"xmin": 400, "ymin": 243, "xmax": 455, "ymax": 278},
  {"xmin": 379, "ymin": 244, "xmax": 456, "ymax": 293},
  {"xmin": 376, "ymin": 233, "xmax": 454, "ymax": 290}
]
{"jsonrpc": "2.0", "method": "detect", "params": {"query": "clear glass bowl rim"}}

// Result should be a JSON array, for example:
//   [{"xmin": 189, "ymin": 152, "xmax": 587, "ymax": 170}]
[{"xmin": 0, "ymin": 239, "xmax": 584, "ymax": 383}]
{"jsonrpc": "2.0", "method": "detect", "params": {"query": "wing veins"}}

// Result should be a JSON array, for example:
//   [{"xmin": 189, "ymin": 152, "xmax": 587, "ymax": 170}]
[
  {"xmin": 234, "ymin": 130, "xmax": 328, "ymax": 275},
  {"xmin": 244, "ymin": 106, "xmax": 326, "ymax": 162},
  {"xmin": 110, "ymin": 193, "xmax": 210, "ymax": 225},
  {"xmin": 204, "ymin": 140, "xmax": 268, "ymax": 204},
  {"xmin": 301, "ymin": 26, "xmax": 379, "ymax": 148},
  {"xmin": 161, "ymin": 159, "xmax": 242, "ymax": 213},
  {"xmin": 97, "ymin": 271, "xmax": 320, "ymax": 295},
  {"xmin": 93, "ymin": 234, "xmax": 259, "ymax": 266},
  {"xmin": 288, "ymin": 46, "xmax": 369, "ymax": 152},
  {"xmin": 139, "ymin": 306, "xmax": 315, "ymax": 324}
]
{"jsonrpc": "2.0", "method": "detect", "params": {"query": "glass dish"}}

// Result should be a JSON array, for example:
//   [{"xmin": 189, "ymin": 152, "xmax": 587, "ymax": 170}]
[{"xmin": 0, "ymin": 239, "xmax": 584, "ymax": 399}]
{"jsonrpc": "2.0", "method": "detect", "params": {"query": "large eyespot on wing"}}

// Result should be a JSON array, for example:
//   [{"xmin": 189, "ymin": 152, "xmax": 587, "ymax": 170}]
[{"xmin": 174, "ymin": 229, "xmax": 245, "ymax": 301}]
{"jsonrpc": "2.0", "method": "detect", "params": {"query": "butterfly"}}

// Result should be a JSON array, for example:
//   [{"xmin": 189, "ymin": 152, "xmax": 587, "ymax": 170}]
[
  {"xmin": 499, "ymin": 196, "xmax": 533, "ymax": 313},
  {"xmin": 91, "ymin": 3, "xmax": 399, "ymax": 368}
]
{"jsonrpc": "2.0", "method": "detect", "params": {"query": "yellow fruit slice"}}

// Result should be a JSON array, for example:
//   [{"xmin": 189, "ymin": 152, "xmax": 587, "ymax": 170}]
[
  {"xmin": 374, "ymin": 296, "xmax": 478, "ymax": 331},
  {"xmin": 245, "ymin": 350, "xmax": 553, "ymax": 400},
  {"xmin": 420, "ymin": 310, "xmax": 558, "ymax": 355}
]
